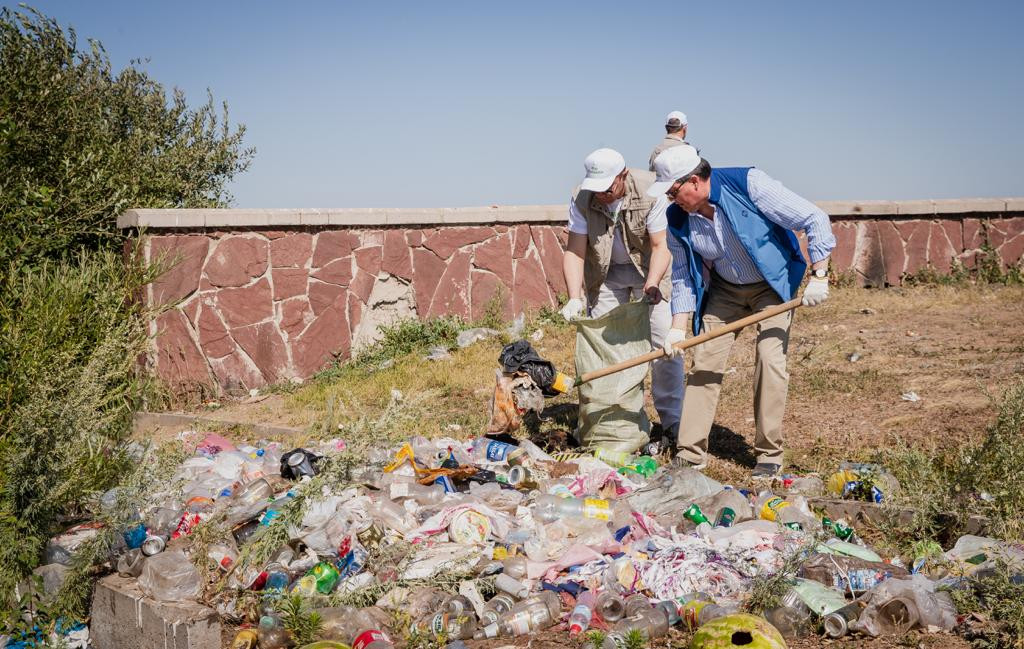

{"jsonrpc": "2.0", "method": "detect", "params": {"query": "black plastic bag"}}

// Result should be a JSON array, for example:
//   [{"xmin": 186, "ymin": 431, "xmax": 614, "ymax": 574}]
[{"xmin": 498, "ymin": 340, "xmax": 559, "ymax": 396}]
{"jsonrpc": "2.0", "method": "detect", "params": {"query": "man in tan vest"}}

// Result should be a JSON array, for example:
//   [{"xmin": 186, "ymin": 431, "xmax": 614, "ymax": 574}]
[
  {"xmin": 648, "ymin": 111, "xmax": 688, "ymax": 171},
  {"xmin": 560, "ymin": 148, "xmax": 684, "ymax": 448}
]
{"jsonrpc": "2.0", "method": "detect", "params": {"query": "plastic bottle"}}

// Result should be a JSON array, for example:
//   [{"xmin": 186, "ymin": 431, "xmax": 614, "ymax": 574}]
[
  {"xmin": 502, "ymin": 555, "xmax": 528, "ymax": 579},
  {"xmin": 388, "ymin": 481, "xmax": 444, "ymax": 505},
  {"xmin": 799, "ymin": 553, "xmax": 908, "ymax": 595},
  {"xmin": 224, "ymin": 478, "xmax": 273, "ymax": 525},
  {"xmin": 497, "ymin": 591, "xmax": 561, "ymax": 637},
  {"xmin": 260, "ymin": 493, "xmax": 294, "ymax": 526},
  {"xmin": 229, "ymin": 628, "xmax": 259, "ymax": 649},
  {"xmin": 754, "ymin": 491, "xmax": 818, "ymax": 530},
  {"xmin": 532, "ymin": 494, "xmax": 631, "ymax": 528},
  {"xmin": 596, "ymin": 591, "xmax": 626, "ymax": 622},
  {"xmin": 623, "ymin": 593, "xmax": 651, "ymax": 617},
  {"xmin": 605, "ymin": 605, "xmax": 670, "ymax": 647},
  {"xmin": 477, "ymin": 589, "xmax": 516, "ymax": 626},
  {"xmin": 698, "ymin": 487, "xmax": 754, "ymax": 526},
  {"xmin": 592, "ymin": 447, "xmax": 633, "ymax": 467},
  {"xmin": 471, "ymin": 438, "xmax": 518, "ymax": 463},
  {"xmin": 765, "ymin": 589, "xmax": 813, "ymax": 638},
  {"xmin": 491, "ymin": 573, "xmax": 529, "ymax": 599},
  {"xmin": 822, "ymin": 601, "xmax": 865, "ymax": 638},
  {"xmin": 116, "ymin": 548, "xmax": 145, "ymax": 578},
  {"xmin": 256, "ymin": 615, "xmax": 290, "ymax": 649},
  {"xmin": 318, "ymin": 606, "xmax": 394, "ymax": 649},
  {"xmin": 568, "ymin": 591, "xmax": 596, "ymax": 637}
]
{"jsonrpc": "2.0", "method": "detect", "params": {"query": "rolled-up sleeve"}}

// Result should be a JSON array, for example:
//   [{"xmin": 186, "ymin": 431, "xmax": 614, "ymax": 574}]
[
  {"xmin": 747, "ymin": 169, "xmax": 836, "ymax": 263},
  {"xmin": 667, "ymin": 229, "xmax": 697, "ymax": 314}
]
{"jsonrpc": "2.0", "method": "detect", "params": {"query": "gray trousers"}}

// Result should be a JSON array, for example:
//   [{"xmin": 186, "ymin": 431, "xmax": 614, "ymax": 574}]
[{"xmin": 589, "ymin": 264, "xmax": 684, "ymax": 430}]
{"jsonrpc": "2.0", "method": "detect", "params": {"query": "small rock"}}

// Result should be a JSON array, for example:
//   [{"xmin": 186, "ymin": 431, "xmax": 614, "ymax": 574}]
[
  {"xmin": 847, "ymin": 352, "xmax": 861, "ymax": 362},
  {"xmin": 906, "ymin": 330, "xmax": 918, "ymax": 337},
  {"xmin": 446, "ymin": 424, "xmax": 462, "ymax": 432},
  {"xmin": 249, "ymin": 388, "xmax": 260, "ymax": 397},
  {"xmin": 425, "ymin": 346, "xmax": 451, "ymax": 361},
  {"xmin": 900, "ymin": 391, "xmax": 921, "ymax": 402},
  {"xmin": 390, "ymin": 388, "xmax": 404, "ymax": 402},
  {"xmin": 861, "ymin": 308, "xmax": 877, "ymax": 315},
  {"xmin": 379, "ymin": 359, "xmax": 395, "ymax": 370},
  {"xmin": 530, "ymin": 329, "xmax": 544, "ymax": 342}
]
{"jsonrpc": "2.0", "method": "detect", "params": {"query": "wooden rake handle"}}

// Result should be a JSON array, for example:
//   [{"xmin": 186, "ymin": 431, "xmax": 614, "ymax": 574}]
[{"xmin": 575, "ymin": 297, "xmax": 802, "ymax": 386}]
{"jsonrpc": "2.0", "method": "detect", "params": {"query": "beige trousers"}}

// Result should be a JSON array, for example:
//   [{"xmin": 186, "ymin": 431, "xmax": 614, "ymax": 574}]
[
  {"xmin": 590, "ymin": 264, "xmax": 685, "ymax": 430},
  {"xmin": 677, "ymin": 275, "xmax": 793, "ymax": 465}
]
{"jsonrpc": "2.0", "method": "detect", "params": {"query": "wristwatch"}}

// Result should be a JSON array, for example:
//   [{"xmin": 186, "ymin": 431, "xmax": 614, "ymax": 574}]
[{"xmin": 812, "ymin": 268, "xmax": 828, "ymax": 279}]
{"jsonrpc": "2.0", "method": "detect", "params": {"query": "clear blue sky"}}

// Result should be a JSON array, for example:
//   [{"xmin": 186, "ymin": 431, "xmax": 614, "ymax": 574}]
[{"xmin": 16, "ymin": 0, "xmax": 1024, "ymax": 208}]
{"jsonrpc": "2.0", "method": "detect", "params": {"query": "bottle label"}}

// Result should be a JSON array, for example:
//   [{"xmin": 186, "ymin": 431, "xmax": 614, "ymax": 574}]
[
  {"xmin": 759, "ymin": 497, "xmax": 791, "ymax": 522},
  {"xmin": 583, "ymin": 498, "xmax": 610, "ymax": 521},
  {"xmin": 353, "ymin": 629, "xmax": 390, "ymax": 649},
  {"xmin": 486, "ymin": 441, "xmax": 511, "ymax": 462},
  {"xmin": 680, "ymin": 600, "xmax": 709, "ymax": 629}
]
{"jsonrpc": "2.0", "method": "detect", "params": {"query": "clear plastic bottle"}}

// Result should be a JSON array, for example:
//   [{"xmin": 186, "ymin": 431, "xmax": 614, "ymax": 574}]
[
  {"xmin": 497, "ymin": 591, "xmax": 561, "ymax": 636},
  {"xmin": 502, "ymin": 555, "xmax": 528, "ymax": 579},
  {"xmin": 532, "ymin": 494, "xmax": 631, "ymax": 528},
  {"xmin": 224, "ymin": 478, "xmax": 273, "ymax": 525},
  {"xmin": 596, "ymin": 591, "xmax": 626, "ymax": 622},
  {"xmin": 605, "ymin": 605, "xmax": 670, "ymax": 647},
  {"xmin": 791, "ymin": 577, "xmax": 848, "ymax": 616},
  {"xmin": 256, "ymin": 615, "xmax": 290, "ymax": 649},
  {"xmin": 677, "ymin": 600, "xmax": 734, "ymax": 629},
  {"xmin": 754, "ymin": 491, "xmax": 818, "ymax": 530},
  {"xmin": 568, "ymin": 590, "xmax": 596, "ymax": 637},
  {"xmin": 765, "ymin": 589, "xmax": 813, "ymax": 638},
  {"xmin": 623, "ymin": 593, "xmax": 651, "ymax": 617},
  {"xmin": 388, "ymin": 481, "xmax": 444, "ymax": 505},
  {"xmin": 494, "ymin": 573, "xmax": 531, "ymax": 599},
  {"xmin": 480, "ymin": 592, "xmax": 517, "ymax": 626}
]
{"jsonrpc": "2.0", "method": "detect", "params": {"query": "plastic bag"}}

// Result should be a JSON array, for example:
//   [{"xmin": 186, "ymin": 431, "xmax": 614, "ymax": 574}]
[
  {"xmin": 499, "ymin": 340, "xmax": 558, "ymax": 395},
  {"xmin": 138, "ymin": 550, "xmax": 201, "ymax": 602},
  {"xmin": 574, "ymin": 301, "xmax": 651, "ymax": 453}
]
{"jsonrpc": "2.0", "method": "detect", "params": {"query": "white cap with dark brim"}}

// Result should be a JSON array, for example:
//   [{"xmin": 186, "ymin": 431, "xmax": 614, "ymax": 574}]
[{"xmin": 647, "ymin": 145, "xmax": 701, "ymax": 197}]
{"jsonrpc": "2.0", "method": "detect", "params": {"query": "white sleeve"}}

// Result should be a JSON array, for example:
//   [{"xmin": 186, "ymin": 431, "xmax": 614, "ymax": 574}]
[
  {"xmin": 568, "ymin": 200, "xmax": 588, "ymax": 235},
  {"xmin": 646, "ymin": 195, "xmax": 669, "ymax": 233}
]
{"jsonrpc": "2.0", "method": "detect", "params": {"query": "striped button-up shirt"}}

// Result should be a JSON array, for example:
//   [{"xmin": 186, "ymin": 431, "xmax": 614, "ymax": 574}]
[{"xmin": 667, "ymin": 168, "xmax": 836, "ymax": 314}]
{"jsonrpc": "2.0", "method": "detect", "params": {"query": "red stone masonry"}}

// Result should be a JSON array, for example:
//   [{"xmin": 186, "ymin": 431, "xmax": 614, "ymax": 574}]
[{"xmin": 119, "ymin": 200, "xmax": 1024, "ymax": 394}]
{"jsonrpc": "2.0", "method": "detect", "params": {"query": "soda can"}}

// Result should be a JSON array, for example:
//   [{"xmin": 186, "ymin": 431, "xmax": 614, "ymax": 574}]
[
  {"xmin": 141, "ymin": 534, "xmax": 166, "ymax": 556},
  {"xmin": 123, "ymin": 523, "xmax": 147, "ymax": 549},
  {"xmin": 355, "ymin": 520, "xmax": 384, "ymax": 549}
]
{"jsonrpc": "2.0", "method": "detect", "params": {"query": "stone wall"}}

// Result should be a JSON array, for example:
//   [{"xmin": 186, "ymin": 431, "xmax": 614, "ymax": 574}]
[{"xmin": 119, "ymin": 199, "xmax": 1024, "ymax": 394}]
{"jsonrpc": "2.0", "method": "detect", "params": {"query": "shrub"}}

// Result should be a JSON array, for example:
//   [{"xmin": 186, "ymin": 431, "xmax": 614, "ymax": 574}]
[{"xmin": 0, "ymin": 5, "xmax": 252, "ymax": 269}]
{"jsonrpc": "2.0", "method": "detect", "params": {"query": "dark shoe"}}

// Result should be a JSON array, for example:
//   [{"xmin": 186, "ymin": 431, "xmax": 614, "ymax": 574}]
[{"xmin": 752, "ymin": 462, "xmax": 782, "ymax": 478}]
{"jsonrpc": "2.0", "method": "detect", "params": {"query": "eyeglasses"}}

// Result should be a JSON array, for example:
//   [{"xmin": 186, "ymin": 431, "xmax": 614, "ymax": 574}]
[{"xmin": 666, "ymin": 175, "xmax": 692, "ymax": 199}]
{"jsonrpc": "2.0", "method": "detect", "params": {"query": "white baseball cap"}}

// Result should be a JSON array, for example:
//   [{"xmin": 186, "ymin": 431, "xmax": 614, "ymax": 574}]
[
  {"xmin": 647, "ymin": 145, "xmax": 702, "ymax": 197},
  {"xmin": 580, "ymin": 148, "xmax": 626, "ymax": 192},
  {"xmin": 665, "ymin": 110, "xmax": 688, "ymax": 126}
]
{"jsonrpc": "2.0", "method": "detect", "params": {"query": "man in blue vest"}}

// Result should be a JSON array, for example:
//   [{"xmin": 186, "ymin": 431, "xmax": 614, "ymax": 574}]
[{"xmin": 649, "ymin": 145, "xmax": 835, "ymax": 477}]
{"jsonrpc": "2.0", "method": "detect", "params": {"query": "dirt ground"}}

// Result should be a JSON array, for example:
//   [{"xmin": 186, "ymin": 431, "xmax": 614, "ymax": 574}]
[
  {"xmin": 152, "ymin": 284, "xmax": 1023, "ymax": 649},
  {"xmin": 157, "ymin": 284, "xmax": 1024, "ymax": 482}
]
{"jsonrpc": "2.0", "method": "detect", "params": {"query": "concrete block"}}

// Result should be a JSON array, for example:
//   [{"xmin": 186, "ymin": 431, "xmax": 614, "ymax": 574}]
[
  {"xmin": 204, "ymin": 210, "xmax": 270, "ymax": 227},
  {"xmin": 90, "ymin": 574, "xmax": 220, "ymax": 649},
  {"xmin": 299, "ymin": 210, "xmax": 329, "ymax": 226},
  {"xmin": 816, "ymin": 200, "xmax": 898, "ymax": 216},
  {"xmin": 895, "ymin": 200, "xmax": 936, "ymax": 216},
  {"xmin": 267, "ymin": 210, "xmax": 304, "ymax": 226},
  {"xmin": 493, "ymin": 204, "xmax": 564, "ymax": 223},
  {"xmin": 385, "ymin": 208, "xmax": 444, "ymax": 225},
  {"xmin": 117, "ymin": 210, "xmax": 140, "ymax": 228},
  {"xmin": 173, "ymin": 211, "xmax": 206, "ymax": 228},
  {"xmin": 932, "ymin": 198, "xmax": 1005, "ymax": 214},
  {"xmin": 441, "ymin": 207, "xmax": 500, "ymax": 224},
  {"xmin": 327, "ymin": 208, "xmax": 387, "ymax": 225}
]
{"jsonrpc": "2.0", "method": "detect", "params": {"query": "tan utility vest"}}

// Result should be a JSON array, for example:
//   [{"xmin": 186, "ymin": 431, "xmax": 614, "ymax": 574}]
[{"xmin": 572, "ymin": 169, "xmax": 672, "ymax": 306}]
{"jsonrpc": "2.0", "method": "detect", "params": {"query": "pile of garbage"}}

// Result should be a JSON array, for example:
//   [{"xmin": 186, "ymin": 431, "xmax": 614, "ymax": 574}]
[{"xmin": 26, "ymin": 432, "xmax": 1024, "ymax": 649}]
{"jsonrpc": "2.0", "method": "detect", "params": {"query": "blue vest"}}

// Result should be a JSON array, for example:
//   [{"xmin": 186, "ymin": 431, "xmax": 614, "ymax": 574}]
[{"xmin": 667, "ymin": 167, "xmax": 807, "ymax": 335}]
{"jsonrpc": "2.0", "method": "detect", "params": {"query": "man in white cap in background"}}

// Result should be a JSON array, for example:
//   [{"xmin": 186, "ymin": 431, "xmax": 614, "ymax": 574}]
[
  {"xmin": 649, "ymin": 145, "xmax": 835, "ymax": 477},
  {"xmin": 649, "ymin": 111, "xmax": 689, "ymax": 171},
  {"xmin": 560, "ymin": 148, "xmax": 684, "ymax": 449}
]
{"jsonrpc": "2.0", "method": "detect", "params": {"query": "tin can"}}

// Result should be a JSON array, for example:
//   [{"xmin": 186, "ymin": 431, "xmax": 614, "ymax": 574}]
[
  {"xmin": 141, "ymin": 534, "xmax": 165, "ymax": 556},
  {"xmin": 355, "ymin": 520, "xmax": 385, "ymax": 549},
  {"xmin": 683, "ymin": 503, "xmax": 710, "ymax": 526},
  {"xmin": 715, "ymin": 507, "xmax": 736, "ymax": 528}
]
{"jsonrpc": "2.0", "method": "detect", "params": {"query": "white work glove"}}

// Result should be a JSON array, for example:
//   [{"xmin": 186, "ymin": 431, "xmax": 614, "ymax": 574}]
[
  {"xmin": 801, "ymin": 277, "xmax": 830, "ymax": 307},
  {"xmin": 560, "ymin": 298, "xmax": 584, "ymax": 321},
  {"xmin": 663, "ymin": 327, "xmax": 686, "ymax": 357}
]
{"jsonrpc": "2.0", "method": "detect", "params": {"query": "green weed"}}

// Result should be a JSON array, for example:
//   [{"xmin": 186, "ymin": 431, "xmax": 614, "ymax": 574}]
[{"xmin": 278, "ymin": 593, "xmax": 323, "ymax": 646}]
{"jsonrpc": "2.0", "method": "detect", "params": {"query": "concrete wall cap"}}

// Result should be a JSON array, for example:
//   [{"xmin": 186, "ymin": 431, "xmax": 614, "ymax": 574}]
[{"xmin": 117, "ymin": 199, "xmax": 1024, "ymax": 229}]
